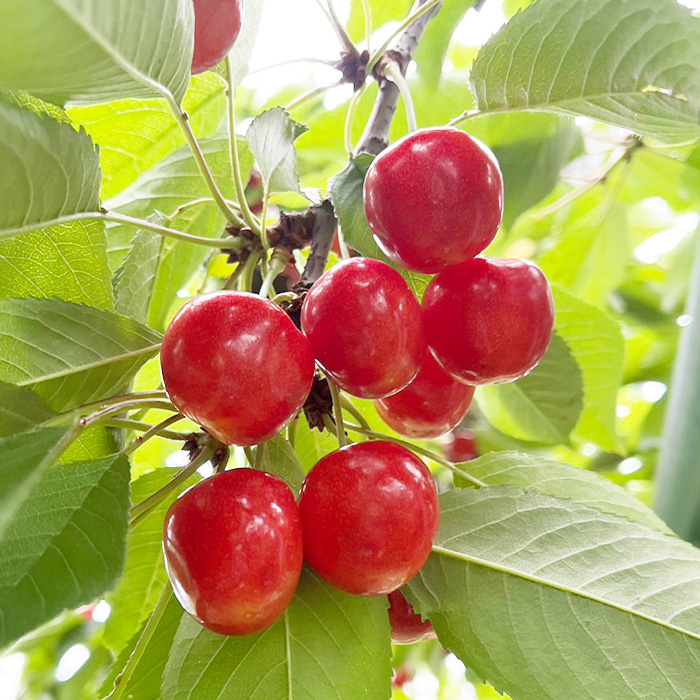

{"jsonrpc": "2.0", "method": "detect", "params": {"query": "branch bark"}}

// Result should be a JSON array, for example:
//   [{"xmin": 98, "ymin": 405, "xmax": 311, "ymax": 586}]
[{"xmin": 297, "ymin": 200, "xmax": 337, "ymax": 290}]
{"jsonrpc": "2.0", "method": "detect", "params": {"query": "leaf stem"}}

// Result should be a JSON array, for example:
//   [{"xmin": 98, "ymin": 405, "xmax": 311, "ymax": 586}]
[
  {"xmin": 165, "ymin": 197, "xmax": 241, "ymax": 224},
  {"xmin": 327, "ymin": 380, "xmax": 347, "ymax": 447},
  {"xmin": 164, "ymin": 93, "xmax": 240, "ymax": 225},
  {"xmin": 108, "ymin": 585, "xmax": 174, "ymax": 700},
  {"xmin": 285, "ymin": 83, "xmax": 338, "ymax": 113},
  {"xmin": 101, "ymin": 417, "xmax": 190, "ymax": 442},
  {"xmin": 386, "ymin": 62, "xmax": 417, "ymax": 133},
  {"xmin": 260, "ymin": 185, "xmax": 271, "ymax": 250},
  {"xmin": 345, "ymin": 82, "xmax": 369, "ymax": 156},
  {"xmin": 225, "ymin": 57, "xmax": 262, "ymax": 235},
  {"xmin": 124, "ymin": 415, "xmax": 189, "ymax": 455}
]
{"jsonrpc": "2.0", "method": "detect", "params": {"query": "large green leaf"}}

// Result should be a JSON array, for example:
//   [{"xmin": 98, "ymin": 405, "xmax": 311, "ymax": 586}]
[
  {"xmin": 0, "ymin": 220, "xmax": 113, "ymax": 309},
  {"xmin": 458, "ymin": 450, "xmax": 671, "ymax": 533},
  {"xmin": 161, "ymin": 569, "xmax": 392, "ymax": 699},
  {"xmin": 470, "ymin": 0, "xmax": 700, "ymax": 142},
  {"xmin": 553, "ymin": 287, "xmax": 624, "ymax": 451},
  {"xmin": 104, "ymin": 469, "xmax": 198, "ymax": 655},
  {"xmin": 0, "ymin": 383, "xmax": 56, "ymax": 437},
  {"xmin": 0, "ymin": 0, "xmax": 193, "ymax": 104},
  {"xmin": 478, "ymin": 333, "xmax": 583, "ymax": 445},
  {"xmin": 407, "ymin": 486, "xmax": 700, "ymax": 700},
  {"xmin": 0, "ymin": 426, "xmax": 74, "ymax": 539},
  {"xmin": 0, "ymin": 100, "xmax": 101, "ymax": 240},
  {"xmin": 69, "ymin": 73, "xmax": 226, "ymax": 201},
  {"xmin": 0, "ymin": 453, "xmax": 130, "ymax": 648},
  {"xmin": 260, "ymin": 435, "xmax": 307, "ymax": 494},
  {"xmin": 0, "ymin": 298, "xmax": 162, "ymax": 412}
]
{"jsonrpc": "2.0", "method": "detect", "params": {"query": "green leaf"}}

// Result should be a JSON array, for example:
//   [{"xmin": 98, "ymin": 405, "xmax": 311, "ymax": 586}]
[
  {"xmin": 0, "ymin": 426, "xmax": 75, "ymax": 540},
  {"xmin": 246, "ymin": 107, "xmax": 308, "ymax": 196},
  {"xmin": 470, "ymin": 0, "xmax": 700, "ymax": 142},
  {"xmin": 228, "ymin": 0, "xmax": 266, "ymax": 85},
  {"xmin": 105, "ymin": 136, "xmax": 253, "ymax": 331},
  {"xmin": 161, "ymin": 569, "xmax": 392, "ymax": 699},
  {"xmin": 260, "ymin": 435, "xmax": 307, "ymax": 494},
  {"xmin": 0, "ymin": 298, "xmax": 162, "ymax": 412},
  {"xmin": 457, "ymin": 450, "xmax": 672, "ymax": 533},
  {"xmin": 0, "ymin": 452, "xmax": 130, "ymax": 648},
  {"xmin": 0, "ymin": 383, "xmax": 56, "ymax": 437},
  {"xmin": 69, "ymin": 73, "xmax": 226, "ymax": 201},
  {"xmin": 478, "ymin": 333, "xmax": 584, "ymax": 445},
  {"xmin": 0, "ymin": 0, "xmax": 193, "ymax": 104},
  {"xmin": 347, "ymin": 0, "xmax": 411, "ymax": 42},
  {"xmin": 104, "ymin": 468, "xmax": 198, "ymax": 655},
  {"xmin": 553, "ymin": 287, "xmax": 624, "ymax": 451},
  {"xmin": 406, "ymin": 486, "xmax": 700, "ymax": 700},
  {"xmin": 415, "ymin": 0, "xmax": 477, "ymax": 89},
  {"xmin": 0, "ymin": 100, "xmax": 101, "ymax": 240},
  {"xmin": 0, "ymin": 220, "xmax": 113, "ymax": 309},
  {"xmin": 295, "ymin": 415, "xmax": 337, "ymax": 472}
]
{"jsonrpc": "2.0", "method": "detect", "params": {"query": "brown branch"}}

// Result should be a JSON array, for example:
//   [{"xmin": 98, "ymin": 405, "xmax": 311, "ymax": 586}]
[
  {"xmin": 355, "ymin": 0, "xmax": 442, "ymax": 155},
  {"xmin": 297, "ymin": 200, "xmax": 337, "ymax": 289}
]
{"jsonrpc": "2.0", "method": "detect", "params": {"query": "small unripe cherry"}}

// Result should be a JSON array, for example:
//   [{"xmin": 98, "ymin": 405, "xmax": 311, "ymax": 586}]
[
  {"xmin": 163, "ymin": 469, "xmax": 303, "ymax": 636},
  {"xmin": 191, "ymin": 0, "xmax": 244, "ymax": 75},
  {"xmin": 387, "ymin": 590, "xmax": 436, "ymax": 644},
  {"xmin": 423, "ymin": 257, "xmax": 554, "ymax": 385},
  {"xmin": 375, "ymin": 354, "xmax": 475, "ymax": 439},
  {"xmin": 363, "ymin": 127, "xmax": 503, "ymax": 273},
  {"xmin": 301, "ymin": 258, "xmax": 426, "ymax": 399},
  {"xmin": 298, "ymin": 441, "xmax": 439, "ymax": 596},
  {"xmin": 161, "ymin": 291, "xmax": 314, "ymax": 446}
]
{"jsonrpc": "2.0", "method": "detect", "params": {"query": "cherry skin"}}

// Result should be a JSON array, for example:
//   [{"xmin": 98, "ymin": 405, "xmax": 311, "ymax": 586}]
[
  {"xmin": 298, "ymin": 441, "xmax": 439, "ymax": 596},
  {"xmin": 387, "ymin": 590, "xmax": 436, "ymax": 644},
  {"xmin": 375, "ymin": 354, "xmax": 475, "ymax": 439},
  {"xmin": 423, "ymin": 257, "xmax": 554, "ymax": 385},
  {"xmin": 301, "ymin": 258, "xmax": 426, "ymax": 399},
  {"xmin": 161, "ymin": 291, "xmax": 314, "ymax": 446},
  {"xmin": 363, "ymin": 127, "xmax": 503, "ymax": 273},
  {"xmin": 163, "ymin": 469, "xmax": 303, "ymax": 636},
  {"xmin": 444, "ymin": 429, "xmax": 478, "ymax": 463},
  {"xmin": 191, "ymin": 0, "xmax": 243, "ymax": 75}
]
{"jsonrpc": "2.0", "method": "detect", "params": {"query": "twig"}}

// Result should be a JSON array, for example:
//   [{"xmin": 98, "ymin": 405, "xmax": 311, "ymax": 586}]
[
  {"xmin": 328, "ymin": 380, "xmax": 347, "ymax": 447},
  {"xmin": 297, "ymin": 200, "xmax": 338, "ymax": 289}
]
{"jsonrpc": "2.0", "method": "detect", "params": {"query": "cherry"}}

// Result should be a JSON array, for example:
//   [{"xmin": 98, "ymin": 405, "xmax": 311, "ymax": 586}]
[
  {"xmin": 301, "ymin": 258, "xmax": 426, "ymax": 399},
  {"xmin": 161, "ymin": 291, "xmax": 314, "ymax": 446},
  {"xmin": 387, "ymin": 590, "xmax": 436, "ymax": 644},
  {"xmin": 298, "ymin": 441, "xmax": 439, "ymax": 596},
  {"xmin": 444, "ymin": 429, "xmax": 478, "ymax": 463},
  {"xmin": 423, "ymin": 257, "xmax": 554, "ymax": 385},
  {"xmin": 163, "ymin": 469, "xmax": 303, "ymax": 636},
  {"xmin": 191, "ymin": 0, "xmax": 243, "ymax": 75},
  {"xmin": 375, "ymin": 354, "xmax": 475, "ymax": 439},
  {"xmin": 363, "ymin": 127, "xmax": 503, "ymax": 273}
]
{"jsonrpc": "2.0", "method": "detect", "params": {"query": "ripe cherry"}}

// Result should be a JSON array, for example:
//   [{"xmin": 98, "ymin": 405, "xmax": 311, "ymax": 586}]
[
  {"xmin": 444, "ymin": 429, "xmax": 478, "ymax": 463},
  {"xmin": 298, "ymin": 441, "xmax": 439, "ymax": 596},
  {"xmin": 163, "ymin": 469, "xmax": 303, "ymax": 636},
  {"xmin": 161, "ymin": 291, "xmax": 314, "ymax": 446},
  {"xmin": 423, "ymin": 257, "xmax": 554, "ymax": 385},
  {"xmin": 191, "ymin": 0, "xmax": 243, "ymax": 75},
  {"xmin": 301, "ymin": 258, "xmax": 426, "ymax": 399},
  {"xmin": 363, "ymin": 127, "xmax": 503, "ymax": 273},
  {"xmin": 375, "ymin": 354, "xmax": 475, "ymax": 439},
  {"xmin": 387, "ymin": 590, "xmax": 436, "ymax": 644}
]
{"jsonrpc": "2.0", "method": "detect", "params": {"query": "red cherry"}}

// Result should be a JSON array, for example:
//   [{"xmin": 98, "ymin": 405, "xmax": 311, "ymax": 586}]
[
  {"xmin": 301, "ymin": 258, "xmax": 426, "ymax": 399},
  {"xmin": 387, "ymin": 590, "xmax": 436, "ymax": 644},
  {"xmin": 423, "ymin": 257, "xmax": 554, "ymax": 385},
  {"xmin": 161, "ymin": 291, "xmax": 314, "ymax": 446},
  {"xmin": 375, "ymin": 354, "xmax": 475, "ymax": 439},
  {"xmin": 363, "ymin": 127, "xmax": 503, "ymax": 273},
  {"xmin": 163, "ymin": 469, "xmax": 303, "ymax": 636},
  {"xmin": 444, "ymin": 429, "xmax": 478, "ymax": 463},
  {"xmin": 298, "ymin": 441, "xmax": 439, "ymax": 596},
  {"xmin": 191, "ymin": 0, "xmax": 243, "ymax": 75}
]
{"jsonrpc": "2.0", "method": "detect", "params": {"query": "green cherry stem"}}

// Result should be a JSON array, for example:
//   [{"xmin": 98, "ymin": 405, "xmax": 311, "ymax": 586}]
[
  {"xmin": 124, "ymin": 414, "xmax": 189, "ymax": 456},
  {"xmin": 385, "ymin": 62, "xmax": 417, "ymax": 133},
  {"xmin": 327, "ymin": 380, "xmax": 347, "ymax": 447},
  {"xmin": 359, "ymin": 0, "xmax": 372, "ymax": 52},
  {"xmin": 165, "ymin": 197, "xmax": 241, "ymax": 224},
  {"xmin": 259, "ymin": 254, "xmax": 287, "ymax": 299},
  {"xmin": 164, "ymin": 93, "xmax": 240, "ymax": 226},
  {"xmin": 101, "ymin": 417, "xmax": 190, "ymax": 442},
  {"xmin": 285, "ymin": 82, "xmax": 338, "ymax": 113},
  {"xmin": 254, "ymin": 442, "xmax": 266, "ymax": 468},
  {"xmin": 343, "ymin": 423, "xmax": 486, "ymax": 487},
  {"xmin": 339, "ymin": 395, "xmax": 370, "ymax": 430},
  {"xmin": 345, "ymin": 82, "xmax": 369, "ymax": 156},
  {"xmin": 225, "ymin": 57, "xmax": 262, "ymax": 236}
]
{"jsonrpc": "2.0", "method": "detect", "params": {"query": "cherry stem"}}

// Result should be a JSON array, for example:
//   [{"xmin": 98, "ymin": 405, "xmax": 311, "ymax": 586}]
[
  {"xmin": 359, "ymin": 0, "xmax": 372, "ymax": 52},
  {"xmin": 259, "ymin": 255, "xmax": 287, "ymax": 299},
  {"xmin": 285, "ymin": 82, "xmax": 338, "ymax": 113},
  {"xmin": 248, "ymin": 57, "xmax": 338, "ymax": 76},
  {"xmin": 101, "ymin": 417, "xmax": 190, "ymax": 441},
  {"xmin": 288, "ymin": 418, "xmax": 299, "ymax": 448},
  {"xmin": 164, "ymin": 93, "xmax": 240, "ymax": 226},
  {"xmin": 244, "ymin": 446, "xmax": 256, "ymax": 466},
  {"xmin": 327, "ymin": 380, "xmax": 347, "ymax": 447},
  {"xmin": 129, "ymin": 442, "xmax": 218, "ymax": 526},
  {"xmin": 260, "ymin": 185, "xmax": 271, "ymax": 250},
  {"xmin": 108, "ymin": 584, "xmax": 173, "ymax": 700},
  {"xmin": 344, "ymin": 81, "xmax": 369, "ymax": 156},
  {"xmin": 386, "ymin": 62, "xmax": 417, "ymax": 133},
  {"xmin": 165, "ymin": 197, "xmax": 241, "ymax": 224},
  {"xmin": 225, "ymin": 57, "xmax": 263, "ymax": 236},
  {"xmin": 123, "ymin": 414, "xmax": 189, "ymax": 456},
  {"xmin": 82, "ymin": 400, "xmax": 177, "ymax": 428},
  {"xmin": 339, "ymin": 395, "xmax": 370, "ymax": 430},
  {"xmin": 222, "ymin": 262, "xmax": 244, "ymax": 290},
  {"xmin": 254, "ymin": 442, "xmax": 266, "ymax": 469},
  {"xmin": 343, "ymin": 423, "xmax": 486, "ymax": 487}
]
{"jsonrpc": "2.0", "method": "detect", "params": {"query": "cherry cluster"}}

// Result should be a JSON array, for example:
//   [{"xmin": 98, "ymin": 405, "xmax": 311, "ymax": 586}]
[{"xmin": 158, "ymin": 125, "xmax": 554, "ymax": 645}]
